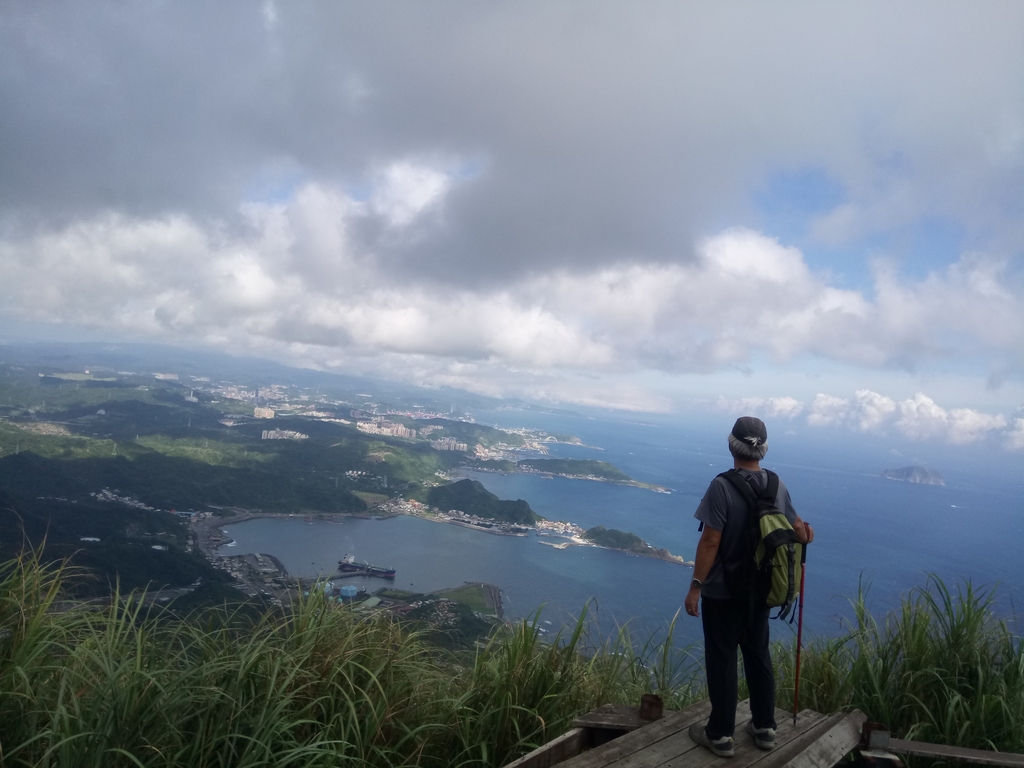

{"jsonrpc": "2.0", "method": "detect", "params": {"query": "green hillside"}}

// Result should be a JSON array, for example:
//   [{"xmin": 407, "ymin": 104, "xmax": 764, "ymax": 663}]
[
  {"xmin": 582, "ymin": 526, "xmax": 650, "ymax": 553},
  {"xmin": 426, "ymin": 479, "xmax": 539, "ymax": 524},
  {"xmin": 0, "ymin": 362, "xmax": 491, "ymax": 601},
  {"xmin": 0, "ymin": 489, "xmax": 228, "ymax": 597}
]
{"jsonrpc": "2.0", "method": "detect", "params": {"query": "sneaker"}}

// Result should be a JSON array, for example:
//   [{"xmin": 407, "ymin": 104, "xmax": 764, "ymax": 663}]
[
  {"xmin": 746, "ymin": 720, "xmax": 776, "ymax": 750},
  {"xmin": 689, "ymin": 722, "xmax": 735, "ymax": 757}
]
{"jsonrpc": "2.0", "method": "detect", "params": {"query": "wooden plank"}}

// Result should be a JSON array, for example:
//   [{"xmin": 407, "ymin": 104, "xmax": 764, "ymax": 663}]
[
  {"xmin": 889, "ymin": 739, "xmax": 1024, "ymax": 767},
  {"xmin": 504, "ymin": 728, "xmax": 588, "ymax": 768},
  {"xmin": 742, "ymin": 710, "xmax": 828, "ymax": 768},
  {"xmin": 516, "ymin": 698, "xmax": 842, "ymax": 768},
  {"xmin": 742, "ymin": 711, "xmax": 824, "ymax": 768},
  {"xmin": 653, "ymin": 706, "xmax": 824, "ymax": 768},
  {"xmin": 609, "ymin": 699, "xmax": 755, "ymax": 768},
  {"xmin": 765, "ymin": 709, "xmax": 865, "ymax": 768},
  {"xmin": 755, "ymin": 712, "xmax": 847, "ymax": 768},
  {"xmin": 557, "ymin": 699, "xmax": 713, "ymax": 768},
  {"xmin": 573, "ymin": 704, "xmax": 673, "ymax": 733}
]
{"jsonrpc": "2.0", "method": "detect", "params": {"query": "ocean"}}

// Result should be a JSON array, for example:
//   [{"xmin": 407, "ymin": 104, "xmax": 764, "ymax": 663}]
[{"xmin": 221, "ymin": 409, "xmax": 1024, "ymax": 647}]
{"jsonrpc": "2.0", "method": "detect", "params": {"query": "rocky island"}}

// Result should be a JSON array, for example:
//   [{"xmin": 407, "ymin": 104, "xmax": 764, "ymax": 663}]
[
  {"xmin": 582, "ymin": 525, "xmax": 690, "ymax": 565},
  {"xmin": 881, "ymin": 466, "xmax": 945, "ymax": 486}
]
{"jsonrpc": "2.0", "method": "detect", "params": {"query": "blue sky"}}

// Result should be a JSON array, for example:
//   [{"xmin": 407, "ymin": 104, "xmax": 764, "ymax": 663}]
[{"xmin": 755, "ymin": 166, "xmax": 969, "ymax": 293}]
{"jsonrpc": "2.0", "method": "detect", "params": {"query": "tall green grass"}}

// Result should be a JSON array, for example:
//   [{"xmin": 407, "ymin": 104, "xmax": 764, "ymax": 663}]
[
  {"xmin": 3, "ymin": 554, "xmax": 1021, "ymax": 766},
  {"xmin": 446, "ymin": 609, "xmax": 703, "ymax": 766},
  {"xmin": 0, "ymin": 554, "xmax": 700, "ymax": 767},
  {"xmin": 776, "ymin": 576, "xmax": 1024, "ymax": 754}
]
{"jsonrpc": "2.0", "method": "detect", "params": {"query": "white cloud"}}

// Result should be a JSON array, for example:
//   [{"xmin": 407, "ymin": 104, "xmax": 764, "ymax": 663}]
[
  {"xmin": 1, "ymin": 186, "xmax": 1023, "ymax": 416},
  {"xmin": 769, "ymin": 397, "xmax": 806, "ymax": 419},
  {"xmin": 715, "ymin": 388, "xmax": 1017, "ymax": 447},
  {"xmin": 261, "ymin": 0, "xmax": 278, "ymax": 31},
  {"xmin": 370, "ymin": 161, "xmax": 452, "ymax": 228},
  {"xmin": 784, "ymin": 389, "xmax": 1012, "ymax": 446},
  {"xmin": 947, "ymin": 408, "xmax": 1007, "ymax": 445},
  {"xmin": 852, "ymin": 389, "xmax": 897, "ymax": 432},
  {"xmin": 807, "ymin": 394, "xmax": 850, "ymax": 427},
  {"xmin": 890, "ymin": 393, "xmax": 1006, "ymax": 444},
  {"xmin": 4, "ymin": 3, "xmax": 1024, "ymax": 428},
  {"xmin": 714, "ymin": 396, "xmax": 804, "ymax": 419},
  {"xmin": 895, "ymin": 393, "xmax": 952, "ymax": 440},
  {"xmin": 1006, "ymin": 418, "xmax": 1024, "ymax": 450},
  {"xmin": 8, "ymin": 3, "xmax": 1024, "ymax": 279}
]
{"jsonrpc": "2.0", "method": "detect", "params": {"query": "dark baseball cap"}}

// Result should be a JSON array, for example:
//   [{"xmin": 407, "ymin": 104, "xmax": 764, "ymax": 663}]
[{"xmin": 731, "ymin": 416, "xmax": 767, "ymax": 448}]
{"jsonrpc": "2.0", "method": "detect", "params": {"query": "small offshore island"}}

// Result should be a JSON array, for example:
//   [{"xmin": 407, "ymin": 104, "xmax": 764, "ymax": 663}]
[
  {"xmin": 881, "ymin": 465, "xmax": 945, "ymax": 486},
  {"xmin": 581, "ymin": 526, "xmax": 691, "ymax": 565}
]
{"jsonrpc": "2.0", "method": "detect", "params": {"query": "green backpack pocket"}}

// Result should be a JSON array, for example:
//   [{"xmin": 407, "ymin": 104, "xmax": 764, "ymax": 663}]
[{"xmin": 723, "ymin": 469, "xmax": 802, "ymax": 620}]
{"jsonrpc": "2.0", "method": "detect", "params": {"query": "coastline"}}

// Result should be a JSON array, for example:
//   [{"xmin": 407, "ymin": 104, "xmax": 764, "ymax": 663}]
[
  {"xmin": 199, "ymin": 506, "xmax": 692, "ymax": 570},
  {"xmin": 548, "ymin": 536, "xmax": 694, "ymax": 567},
  {"xmin": 465, "ymin": 465, "xmax": 671, "ymax": 493}
]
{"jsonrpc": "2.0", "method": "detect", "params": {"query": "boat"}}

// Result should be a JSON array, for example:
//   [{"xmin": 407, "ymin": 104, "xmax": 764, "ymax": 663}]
[
  {"xmin": 338, "ymin": 554, "xmax": 396, "ymax": 578},
  {"xmin": 338, "ymin": 554, "xmax": 362, "ymax": 572}
]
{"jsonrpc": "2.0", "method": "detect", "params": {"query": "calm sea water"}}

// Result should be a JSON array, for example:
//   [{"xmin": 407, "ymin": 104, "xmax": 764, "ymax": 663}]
[{"xmin": 221, "ymin": 410, "xmax": 1024, "ymax": 646}]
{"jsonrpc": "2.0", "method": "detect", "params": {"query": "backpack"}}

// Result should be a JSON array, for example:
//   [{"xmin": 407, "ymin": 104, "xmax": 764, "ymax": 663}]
[{"xmin": 719, "ymin": 468, "xmax": 803, "ymax": 621}]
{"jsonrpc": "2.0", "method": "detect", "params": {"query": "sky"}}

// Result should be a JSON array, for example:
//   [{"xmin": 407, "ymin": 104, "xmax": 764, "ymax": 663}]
[{"xmin": 1, "ymin": 2, "xmax": 1023, "ymax": 453}]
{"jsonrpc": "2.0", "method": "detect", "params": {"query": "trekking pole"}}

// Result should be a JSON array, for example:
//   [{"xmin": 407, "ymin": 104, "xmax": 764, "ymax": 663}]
[{"xmin": 793, "ymin": 542, "xmax": 808, "ymax": 727}]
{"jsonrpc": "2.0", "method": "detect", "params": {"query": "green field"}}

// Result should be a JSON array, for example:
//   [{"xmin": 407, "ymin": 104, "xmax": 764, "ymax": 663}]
[
  {"xmin": 433, "ymin": 583, "xmax": 496, "ymax": 615},
  {"xmin": 352, "ymin": 491, "xmax": 391, "ymax": 506}
]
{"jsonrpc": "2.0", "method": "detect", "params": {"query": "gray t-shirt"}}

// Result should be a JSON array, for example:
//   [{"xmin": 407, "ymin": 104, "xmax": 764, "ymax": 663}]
[{"xmin": 693, "ymin": 468, "xmax": 798, "ymax": 600}]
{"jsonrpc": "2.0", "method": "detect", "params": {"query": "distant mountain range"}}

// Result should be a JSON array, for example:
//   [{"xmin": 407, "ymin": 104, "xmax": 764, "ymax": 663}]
[{"xmin": 881, "ymin": 466, "xmax": 944, "ymax": 486}]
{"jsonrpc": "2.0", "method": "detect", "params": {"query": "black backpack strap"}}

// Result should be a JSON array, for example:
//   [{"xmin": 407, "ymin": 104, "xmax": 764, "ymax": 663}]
[
  {"xmin": 763, "ymin": 469, "xmax": 779, "ymax": 501},
  {"xmin": 719, "ymin": 469, "xmax": 760, "ymax": 508},
  {"xmin": 722, "ymin": 468, "xmax": 777, "ymax": 505}
]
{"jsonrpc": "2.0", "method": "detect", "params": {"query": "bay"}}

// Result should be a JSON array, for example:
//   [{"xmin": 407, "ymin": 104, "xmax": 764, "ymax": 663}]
[{"xmin": 221, "ymin": 410, "xmax": 1024, "ymax": 645}]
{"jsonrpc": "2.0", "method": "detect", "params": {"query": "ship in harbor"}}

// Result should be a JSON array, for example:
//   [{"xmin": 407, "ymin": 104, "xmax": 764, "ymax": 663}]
[{"xmin": 338, "ymin": 554, "xmax": 396, "ymax": 578}]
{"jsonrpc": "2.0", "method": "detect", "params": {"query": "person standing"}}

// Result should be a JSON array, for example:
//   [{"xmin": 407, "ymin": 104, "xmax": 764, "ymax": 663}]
[{"xmin": 685, "ymin": 416, "xmax": 814, "ymax": 757}]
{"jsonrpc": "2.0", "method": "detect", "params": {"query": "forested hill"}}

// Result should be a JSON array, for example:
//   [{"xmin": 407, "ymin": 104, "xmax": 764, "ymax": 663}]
[
  {"xmin": 426, "ymin": 479, "xmax": 539, "ymax": 524},
  {"xmin": 0, "ymin": 486, "xmax": 227, "ymax": 598},
  {"xmin": 518, "ymin": 458, "xmax": 632, "ymax": 482},
  {"xmin": 0, "ymin": 451, "xmax": 367, "ymax": 514},
  {"xmin": 582, "ymin": 526, "xmax": 649, "ymax": 553},
  {"xmin": 582, "ymin": 525, "xmax": 687, "ymax": 564}
]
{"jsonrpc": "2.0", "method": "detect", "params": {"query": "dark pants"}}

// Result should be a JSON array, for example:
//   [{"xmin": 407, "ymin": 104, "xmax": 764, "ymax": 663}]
[{"xmin": 701, "ymin": 596, "xmax": 776, "ymax": 739}]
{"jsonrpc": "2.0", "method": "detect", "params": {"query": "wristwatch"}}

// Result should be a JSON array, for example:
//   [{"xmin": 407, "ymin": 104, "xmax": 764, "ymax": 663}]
[{"xmin": 690, "ymin": 578, "xmax": 702, "ymax": 590}]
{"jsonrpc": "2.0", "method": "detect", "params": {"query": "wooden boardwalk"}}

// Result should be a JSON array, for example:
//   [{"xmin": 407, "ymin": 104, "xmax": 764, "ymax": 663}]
[{"xmin": 505, "ymin": 699, "xmax": 866, "ymax": 768}]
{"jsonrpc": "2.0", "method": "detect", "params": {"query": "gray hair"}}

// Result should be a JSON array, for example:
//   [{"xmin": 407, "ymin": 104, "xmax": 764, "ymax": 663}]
[{"xmin": 728, "ymin": 432, "xmax": 768, "ymax": 460}]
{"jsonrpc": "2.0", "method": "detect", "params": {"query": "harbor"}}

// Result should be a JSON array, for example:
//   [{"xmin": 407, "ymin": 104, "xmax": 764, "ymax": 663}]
[{"xmin": 205, "ymin": 512, "xmax": 709, "ymax": 641}]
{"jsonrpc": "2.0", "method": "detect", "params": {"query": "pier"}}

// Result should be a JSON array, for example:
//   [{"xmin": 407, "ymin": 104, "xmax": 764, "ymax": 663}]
[
  {"xmin": 504, "ymin": 698, "xmax": 866, "ymax": 768},
  {"xmin": 506, "ymin": 697, "xmax": 1024, "ymax": 768}
]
